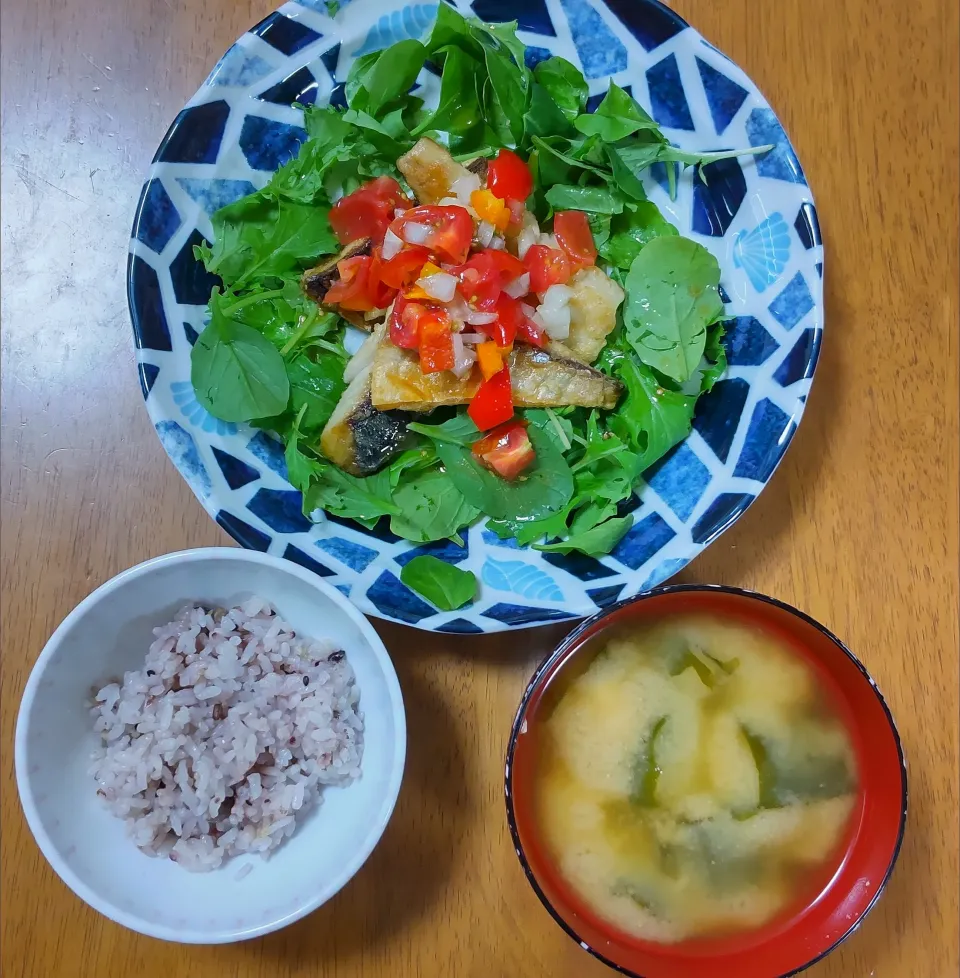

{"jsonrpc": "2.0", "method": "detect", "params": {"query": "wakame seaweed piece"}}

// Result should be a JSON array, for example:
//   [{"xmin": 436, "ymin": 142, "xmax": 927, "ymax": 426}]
[
  {"xmin": 629, "ymin": 716, "xmax": 668, "ymax": 807},
  {"xmin": 741, "ymin": 728, "xmax": 854, "ymax": 808},
  {"xmin": 611, "ymin": 878, "xmax": 664, "ymax": 914}
]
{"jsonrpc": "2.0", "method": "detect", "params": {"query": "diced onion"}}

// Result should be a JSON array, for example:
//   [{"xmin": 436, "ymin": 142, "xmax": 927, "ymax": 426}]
[
  {"xmin": 507, "ymin": 199, "xmax": 525, "ymax": 223},
  {"xmin": 517, "ymin": 212, "xmax": 541, "ymax": 258},
  {"xmin": 476, "ymin": 220, "xmax": 495, "ymax": 248},
  {"xmin": 437, "ymin": 196, "xmax": 461, "ymax": 207},
  {"xmin": 451, "ymin": 334, "xmax": 478, "ymax": 378},
  {"xmin": 538, "ymin": 303, "xmax": 570, "ymax": 340},
  {"xmin": 343, "ymin": 330, "xmax": 379, "ymax": 383},
  {"xmin": 451, "ymin": 171, "xmax": 481, "ymax": 205},
  {"xmin": 537, "ymin": 284, "xmax": 573, "ymax": 340},
  {"xmin": 417, "ymin": 271, "xmax": 457, "ymax": 302},
  {"xmin": 457, "ymin": 332, "xmax": 485, "ymax": 345},
  {"xmin": 393, "ymin": 207, "xmax": 407, "ymax": 219},
  {"xmin": 504, "ymin": 273, "xmax": 530, "ymax": 298},
  {"xmin": 489, "ymin": 235, "xmax": 506, "ymax": 250},
  {"xmin": 521, "ymin": 302, "xmax": 547, "ymax": 332},
  {"xmin": 541, "ymin": 283, "xmax": 575, "ymax": 309},
  {"xmin": 539, "ymin": 232, "xmax": 560, "ymax": 249},
  {"xmin": 402, "ymin": 222, "xmax": 432, "ymax": 245},
  {"xmin": 465, "ymin": 309, "xmax": 498, "ymax": 326},
  {"xmin": 382, "ymin": 228, "xmax": 404, "ymax": 260},
  {"xmin": 447, "ymin": 294, "xmax": 470, "ymax": 324}
]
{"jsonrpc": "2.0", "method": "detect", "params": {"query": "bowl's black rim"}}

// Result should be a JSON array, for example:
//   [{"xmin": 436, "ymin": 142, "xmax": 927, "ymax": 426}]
[{"xmin": 503, "ymin": 584, "xmax": 909, "ymax": 978}]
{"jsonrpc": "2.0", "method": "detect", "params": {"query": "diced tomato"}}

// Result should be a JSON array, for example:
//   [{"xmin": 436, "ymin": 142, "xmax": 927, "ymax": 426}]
[
  {"xmin": 366, "ymin": 248, "xmax": 399, "ymax": 308},
  {"xmin": 506, "ymin": 198, "xmax": 526, "ymax": 230},
  {"xmin": 389, "ymin": 295, "xmax": 422, "ymax": 349},
  {"xmin": 453, "ymin": 251, "xmax": 502, "ymax": 311},
  {"xmin": 390, "ymin": 205, "xmax": 473, "ymax": 264},
  {"xmin": 554, "ymin": 210, "xmax": 597, "ymax": 268},
  {"xmin": 472, "ymin": 420, "xmax": 535, "ymax": 480},
  {"xmin": 486, "ymin": 249, "xmax": 526, "ymax": 284},
  {"xmin": 330, "ymin": 177, "xmax": 411, "ymax": 247},
  {"xmin": 418, "ymin": 309, "xmax": 455, "ymax": 374},
  {"xmin": 476, "ymin": 340, "xmax": 504, "ymax": 381},
  {"xmin": 325, "ymin": 255, "xmax": 378, "ymax": 312},
  {"xmin": 523, "ymin": 244, "xmax": 573, "ymax": 293},
  {"xmin": 517, "ymin": 312, "xmax": 546, "ymax": 348},
  {"xmin": 377, "ymin": 245, "xmax": 430, "ymax": 289},
  {"xmin": 478, "ymin": 293, "xmax": 522, "ymax": 348},
  {"xmin": 487, "ymin": 148, "xmax": 533, "ymax": 203},
  {"xmin": 468, "ymin": 365, "xmax": 514, "ymax": 431}
]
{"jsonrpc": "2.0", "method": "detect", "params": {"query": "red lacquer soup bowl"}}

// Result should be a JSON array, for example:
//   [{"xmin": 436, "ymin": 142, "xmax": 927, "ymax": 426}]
[{"xmin": 504, "ymin": 586, "xmax": 907, "ymax": 978}]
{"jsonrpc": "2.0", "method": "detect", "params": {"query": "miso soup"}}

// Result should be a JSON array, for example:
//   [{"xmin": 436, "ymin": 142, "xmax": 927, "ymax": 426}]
[{"xmin": 533, "ymin": 615, "xmax": 859, "ymax": 944}]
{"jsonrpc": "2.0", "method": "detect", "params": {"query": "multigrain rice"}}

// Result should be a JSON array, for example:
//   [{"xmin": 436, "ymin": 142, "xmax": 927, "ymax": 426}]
[{"xmin": 89, "ymin": 598, "xmax": 363, "ymax": 871}]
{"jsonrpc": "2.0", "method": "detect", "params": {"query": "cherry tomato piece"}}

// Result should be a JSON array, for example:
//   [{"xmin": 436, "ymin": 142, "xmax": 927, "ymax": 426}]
[
  {"xmin": 487, "ymin": 148, "xmax": 533, "ymax": 203},
  {"xmin": 516, "ymin": 312, "xmax": 546, "ymax": 348},
  {"xmin": 329, "ymin": 177, "xmax": 410, "ymax": 247},
  {"xmin": 377, "ymin": 245, "xmax": 431, "ymax": 289},
  {"xmin": 472, "ymin": 420, "xmax": 535, "ymax": 480},
  {"xmin": 453, "ymin": 251, "xmax": 502, "ymax": 311},
  {"xmin": 486, "ymin": 249, "xmax": 526, "ymax": 284},
  {"xmin": 554, "ymin": 210, "xmax": 597, "ymax": 267},
  {"xmin": 389, "ymin": 295, "xmax": 422, "ymax": 349},
  {"xmin": 479, "ymin": 293, "xmax": 522, "ymax": 348},
  {"xmin": 468, "ymin": 365, "xmax": 514, "ymax": 431},
  {"xmin": 523, "ymin": 244, "xmax": 573, "ymax": 292},
  {"xmin": 418, "ymin": 309, "xmax": 455, "ymax": 374},
  {"xmin": 325, "ymin": 255, "xmax": 377, "ymax": 312},
  {"xmin": 390, "ymin": 205, "xmax": 473, "ymax": 264}
]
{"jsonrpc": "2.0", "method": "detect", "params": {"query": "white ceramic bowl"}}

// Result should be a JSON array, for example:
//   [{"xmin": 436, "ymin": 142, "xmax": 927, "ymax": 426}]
[{"xmin": 14, "ymin": 548, "xmax": 406, "ymax": 943}]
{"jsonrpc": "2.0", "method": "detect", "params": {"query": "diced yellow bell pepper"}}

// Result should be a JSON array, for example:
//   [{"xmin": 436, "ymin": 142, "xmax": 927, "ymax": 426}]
[
  {"xmin": 477, "ymin": 340, "xmax": 504, "ymax": 380},
  {"xmin": 470, "ymin": 189, "xmax": 511, "ymax": 232},
  {"xmin": 404, "ymin": 261, "xmax": 446, "ymax": 300}
]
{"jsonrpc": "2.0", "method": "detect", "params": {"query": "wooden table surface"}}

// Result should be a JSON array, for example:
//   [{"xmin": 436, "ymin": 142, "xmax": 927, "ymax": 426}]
[{"xmin": 2, "ymin": 0, "xmax": 958, "ymax": 975}]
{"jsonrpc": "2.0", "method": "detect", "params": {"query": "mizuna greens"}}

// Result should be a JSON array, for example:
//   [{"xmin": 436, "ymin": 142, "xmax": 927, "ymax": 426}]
[{"xmin": 191, "ymin": 7, "xmax": 768, "ymax": 602}]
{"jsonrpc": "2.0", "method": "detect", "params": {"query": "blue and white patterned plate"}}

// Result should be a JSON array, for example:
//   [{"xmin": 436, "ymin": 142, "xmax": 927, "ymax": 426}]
[{"xmin": 128, "ymin": 0, "xmax": 824, "ymax": 633}]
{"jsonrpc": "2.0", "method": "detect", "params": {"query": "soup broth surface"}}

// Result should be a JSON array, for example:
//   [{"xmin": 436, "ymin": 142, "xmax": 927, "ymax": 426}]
[{"xmin": 535, "ymin": 615, "xmax": 858, "ymax": 943}]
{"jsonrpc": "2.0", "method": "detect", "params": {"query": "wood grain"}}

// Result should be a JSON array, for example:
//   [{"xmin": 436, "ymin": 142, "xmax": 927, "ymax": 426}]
[{"xmin": 1, "ymin": 0, "xmax": 957, "ymax": 975}]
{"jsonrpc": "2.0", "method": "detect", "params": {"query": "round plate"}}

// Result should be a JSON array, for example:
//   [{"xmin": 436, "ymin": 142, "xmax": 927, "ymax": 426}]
[{"xmin": 128, "ymin": 0, "xmax": 824, "ymax": 633}]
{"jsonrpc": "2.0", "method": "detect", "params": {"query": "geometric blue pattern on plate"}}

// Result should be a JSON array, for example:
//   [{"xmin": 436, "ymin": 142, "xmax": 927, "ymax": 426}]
[
  {"xmin": 768, "ymin": 271, "xmax": 814, "ymax": 330},
  {"xmin": 774, "ymin": 328, "xmax": 820, "ymax": 387},
  {"xmin": 134, "ymin": 180, "xmax": 181, "ymax": 253},
  {"xmin": 793, "ymin": 202, "xmax": 821, "ymax": 250},
  {"xmin": 558, "ymin": 0, "xmax": 627, "ymax": 79},
  {"xmin": 732, "ymin": 399, "xmax": 796, "ymax": 482},
  {"xmin": 473, "ymin": 0, "xmax": 555, "ymax": 37},
  {"xmin": 695, "ymin": 56, "xmax": 748, "ymax": 134},
  {"xmin": 733, "ymin": 212, "xmax": 791, "ymax": 292},
  {"xmin": 722, "ymin": 315, "xmax": 780, "ymax": 366},
  {"xmin": 128, "ymin": 0, "xmax": 824, "ymax": 631},
  {"xmin": 692, "ymin": 157, "xmax": 745, "ymax": 237},
  {"xmin": 646, "ymin": 54, "xmax": 694, "ymax": 130}
]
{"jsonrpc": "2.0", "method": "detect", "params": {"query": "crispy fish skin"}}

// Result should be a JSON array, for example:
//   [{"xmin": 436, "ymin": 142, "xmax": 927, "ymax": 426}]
[
  {"xmin": 397, "ymin": 138, "xmax": 476, "ymax": 204},
  {"xmin": 370, "ymin": 342, "xmax": 622, "ymax": 412},
  {"xmin": 302, "ymin": 237, "xmax": 375, "ymax": 330},
  {"xmin": 548, "ymin": 266, "xmax": 625, "ymax": 365},
  {"xmin": 320, "ymin": 323, "xmax": 409, "ymax": 475},
  {"xmin": 510, "ymin": 346, "xmax": 622, "ymax": 410}
]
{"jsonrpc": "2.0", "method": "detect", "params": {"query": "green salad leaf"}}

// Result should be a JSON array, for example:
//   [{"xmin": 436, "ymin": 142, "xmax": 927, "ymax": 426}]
[
  {"xmin": 623, "ymin": 236, "xmax": 724, "ymax": 384},
  {"xmin": 574, "ymin": 83, "xmax": 660, "ymax": 142},
  {"xmin": 535, "ymin": 515, "xmax": 634, "ymax": 556},
  {"xmin": 400, "ymin": 556, "xmax": 478, "ymax": 610},
  {"xmin": 191, "ymin": 293, "xmax": 290, "ymax": 422},
  {"xmin": 534, "ymin": 57, "xmax": 588, "ymax": 122},
  {"xmin": 389, "ymin": 467, "xmax": 480, "ymax": 544}
]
